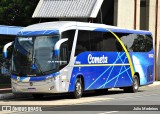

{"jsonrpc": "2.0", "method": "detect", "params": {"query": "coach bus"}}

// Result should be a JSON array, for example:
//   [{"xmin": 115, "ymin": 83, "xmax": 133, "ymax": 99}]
[{"xmin": 4, "ymin": 21, "xmax": 154, "ymax": 99}]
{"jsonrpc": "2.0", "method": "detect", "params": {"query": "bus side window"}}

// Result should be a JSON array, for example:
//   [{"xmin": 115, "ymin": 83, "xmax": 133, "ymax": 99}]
[
  {"xmin": 118, "ymin": 33, "xmax": 153, "ymax": 52},
  {"xmin": 116, "ymin": 33, "xmax": 137, "ymax": 52},
  {"xmin": 60, "ymin": 42, "xmax": 68, "ymax": 69},
  {"xmin": 75, "ymin": 30, "xmax": 90, "ymax": 56},
  {"xmin": 90, "ymin": 31, "xmax": 103, "ymax": 51},
  {"xmin": 131, "ymin": 35, "xmax": 153, "ymax": 52},
  {"xmin": 62, "ymin": 30, "xmax": 75, "ymax": 60},
  {"xmin": 103, "ymin": 32, "xmax": 123, "ymax": 52}
]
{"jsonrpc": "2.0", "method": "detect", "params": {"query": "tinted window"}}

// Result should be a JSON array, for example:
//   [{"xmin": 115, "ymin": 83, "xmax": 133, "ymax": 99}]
[
  {"xmin": 75, "ymin": 30, "xmax": 124, "ymax": 56},
  {"xmin": 59, "ymin": 42, "xmax": 68, "ymax": 69},
  {"xmin": 116, "ymin": 33, "xmax": 153, "ymax": 52},
  {"xmin": 75, "ymin": 31, "xmax": 90, "ymax": 56},
  {"xmin": 145, "ymin": 35, "xmax": 153, "ymax": 51},
  {"xmin": 90, "ymin": 31, "xmax": 123, "ymax": 52},
  {"xmin": 102, "ymin": 32, "xmax": 123, "ymax": 52},
  {"xmin": 62, "ymin": 30, "xmax": 75, "ymax": 59},
  {"xmin": 90, "ymin": 31, "xmax": 103, "ymax": 51}
]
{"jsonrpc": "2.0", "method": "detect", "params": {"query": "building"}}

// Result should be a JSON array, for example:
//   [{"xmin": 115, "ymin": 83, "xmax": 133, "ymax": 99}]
[
  {"xmin": 0, "ymin": 25, "xmax": 22, "ymax": 88},
  {"xmin": 0, "ymin": 25, "xmax": 23, "ymax": 60},
  {"xmin": 32, "ymin": 0, "xmax": 160, "ymax": 80}
]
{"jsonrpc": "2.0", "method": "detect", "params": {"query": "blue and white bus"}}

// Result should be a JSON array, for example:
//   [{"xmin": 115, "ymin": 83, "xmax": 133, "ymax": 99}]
[{"xmin": 5, "ymin": 21, "xmax": 154, "ymax": 99}]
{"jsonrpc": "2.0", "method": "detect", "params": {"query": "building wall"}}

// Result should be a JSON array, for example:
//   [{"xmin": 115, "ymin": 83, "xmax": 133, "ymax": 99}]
[
  {"xmin": 148, "ymin": 0, "xmax": 156, "ymax": 40},
  {"xmin": 157, "ymin": 0, "xmax": 160, "ymax": 80},
  {"xmin": 148, "ymin": 0, "xmax": 160, "ymax": 80},
  {"xmin": 115, "ymin": 0, "xmax": 135, "ymax": 29},
  {"xmin": 137, "ymin": 0, "xmax": 141, "ymax": 30}
]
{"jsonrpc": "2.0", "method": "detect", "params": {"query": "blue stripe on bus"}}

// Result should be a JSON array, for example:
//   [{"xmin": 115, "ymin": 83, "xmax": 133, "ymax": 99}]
[
  {"xmin": 111, "ymin": 29, "xmax": 152, "ymax": 35},
  {"xmin": 17, "ymin": 30, "xmax": 59, "ymax": 36},
  {"xmin": 54, "ymin": 50, "xmax": 60, "ymax": 56},
  {"xmin": 93, "ymin": 28, "xmax": 152, "ymax": 35},
  {"xmin": 94, "ymin": 28, "xmax": 108, "ymax": 32},
  {"xmin": 3, "ymin": 52, "xmax": 7, "ymax": 58},
  {"xmin": 11, "ymin": 72, "xmax": 60, "ymax": 82}
]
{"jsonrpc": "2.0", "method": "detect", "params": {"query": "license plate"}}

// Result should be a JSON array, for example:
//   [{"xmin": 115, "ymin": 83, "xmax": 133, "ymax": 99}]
[{"xmin": 28, "ymin": 88, "xmax": 36, "ymax": 92}]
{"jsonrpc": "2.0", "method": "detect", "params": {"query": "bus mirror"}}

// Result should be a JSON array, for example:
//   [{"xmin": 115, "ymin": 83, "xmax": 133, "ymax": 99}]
[
  {"xmin": 3, "ymin": 42, "xmax": 14, "ymax": 58},
  {"xmin": 54, "ymin": 38, "xmax": 68, "ymax": 56}
]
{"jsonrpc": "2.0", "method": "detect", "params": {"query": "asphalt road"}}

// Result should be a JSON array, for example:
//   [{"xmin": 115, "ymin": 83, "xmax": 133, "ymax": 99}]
[{"xmin": 0, "ymin": 82, "xmax": 160, "ymax": 114}]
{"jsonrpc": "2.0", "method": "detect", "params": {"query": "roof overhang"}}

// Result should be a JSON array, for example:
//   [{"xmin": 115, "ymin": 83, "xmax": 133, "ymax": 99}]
[
  {"xmin": 0, "ymin": 25, "xmax": 23, "ymax": 35},
  {"xmin": 32, "ymin": 0, "xmax": 104, "ymax": 18}
]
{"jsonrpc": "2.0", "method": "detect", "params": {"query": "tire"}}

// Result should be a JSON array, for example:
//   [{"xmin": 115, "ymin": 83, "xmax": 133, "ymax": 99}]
[
  {"xmin": 73, "ymin": 78, "xmax": 83, "ymax": 99},
  {"xmin": 124, "ymin": 75, "xmax": 139, "ymax": 93},
  {"xmin": 32, "ymin": 94, "xmax": 44, "ymax": 100}
]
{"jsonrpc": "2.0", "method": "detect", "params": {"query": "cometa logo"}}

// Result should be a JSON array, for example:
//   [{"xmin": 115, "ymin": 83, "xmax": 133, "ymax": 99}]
[{"xmin": 88, "ymin": 54, "xmax": 108, "ymax": 64}]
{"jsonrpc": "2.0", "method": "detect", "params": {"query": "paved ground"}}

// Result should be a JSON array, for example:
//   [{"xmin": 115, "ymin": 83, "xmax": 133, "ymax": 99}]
[{"xmin": 0, "ymin": 81, "xmax": 160, "ymax": 114}]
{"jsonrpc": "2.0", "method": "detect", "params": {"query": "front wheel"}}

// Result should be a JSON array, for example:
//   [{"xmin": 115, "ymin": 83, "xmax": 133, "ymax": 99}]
[
  {"xmin": 124, "ymin": 75, "xmax": 139, "ymax": 93},
  {"xmin": 73, "ymin": 78, "xmax": 83, "ymax": 99}
]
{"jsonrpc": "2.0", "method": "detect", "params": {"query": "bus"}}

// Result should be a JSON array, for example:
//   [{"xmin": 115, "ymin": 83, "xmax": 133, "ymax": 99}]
[{"xmin": 4, "ymin": 21, "xmax": 154, "ymax": 99}]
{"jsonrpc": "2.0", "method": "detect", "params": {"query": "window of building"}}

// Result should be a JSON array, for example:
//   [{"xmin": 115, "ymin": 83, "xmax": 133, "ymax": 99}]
[{"xmin": 140, "ymin": 0, "xmax": 149, "ymax": 30}]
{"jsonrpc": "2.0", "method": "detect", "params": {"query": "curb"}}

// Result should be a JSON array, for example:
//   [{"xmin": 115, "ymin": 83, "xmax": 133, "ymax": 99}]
[{"xmin": 148, "ymin": 81, "xmax": 160, "ymax": 87}]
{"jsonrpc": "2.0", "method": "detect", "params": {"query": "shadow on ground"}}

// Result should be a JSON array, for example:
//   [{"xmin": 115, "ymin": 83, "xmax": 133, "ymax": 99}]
[{"xmin": 1, "ymin": 89, "xmax": 145, "ymax": 102}]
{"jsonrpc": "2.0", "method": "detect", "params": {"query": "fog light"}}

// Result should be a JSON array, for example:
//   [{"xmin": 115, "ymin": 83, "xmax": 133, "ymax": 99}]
[{"xmin": 49, "ymin": 86, "xmax": 54, "ymax": 91}]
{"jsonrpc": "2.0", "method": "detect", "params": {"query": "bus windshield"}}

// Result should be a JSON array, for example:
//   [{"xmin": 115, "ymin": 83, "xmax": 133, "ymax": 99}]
[{"xmin": 12, "ymin": 35, "xmax": 59, "ymax": 76}]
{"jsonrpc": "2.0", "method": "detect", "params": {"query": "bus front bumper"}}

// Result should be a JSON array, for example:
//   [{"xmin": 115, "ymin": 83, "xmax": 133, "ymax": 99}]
[{"xmin": 11, "ymin": 79, "xmax": 59, "ymax": 94}]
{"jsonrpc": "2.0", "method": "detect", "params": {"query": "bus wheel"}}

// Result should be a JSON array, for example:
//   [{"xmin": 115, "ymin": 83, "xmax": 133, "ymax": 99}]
[
  {"xmin": 124, "ymin": 75, "xmax": 139, "ymax": 93},
  {"xmin": 32, "ymin": 94, "xmax": 44, "ymax": 99},
  {"xmin": 73, "ymin": 78, "xmax": 83, "ymax": 99}
]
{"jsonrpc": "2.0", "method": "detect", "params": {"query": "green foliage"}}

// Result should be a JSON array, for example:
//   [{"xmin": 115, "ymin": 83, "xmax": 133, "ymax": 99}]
[{"xmin": 0, "ymin": 0, "xmax": 39, "ymax": 26}]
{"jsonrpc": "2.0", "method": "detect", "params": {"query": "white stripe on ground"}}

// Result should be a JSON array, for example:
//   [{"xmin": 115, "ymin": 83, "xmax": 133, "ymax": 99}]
[
  {"xmin": 0, "ymin": 88, "xmax": 11, "ymax": 91},
  {"xmin": 99, "ymin": 111, "xmax": 119, "ymax": 114},
  {"xmin": 148, "ymin": 82, "xmax": 160, "ymax": 87}
]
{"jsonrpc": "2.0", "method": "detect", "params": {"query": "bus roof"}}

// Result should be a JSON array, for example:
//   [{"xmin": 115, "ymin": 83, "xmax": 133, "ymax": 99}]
[{"xmin": 18, "ymin": 21, "xmax": 152, "ymax": 36}]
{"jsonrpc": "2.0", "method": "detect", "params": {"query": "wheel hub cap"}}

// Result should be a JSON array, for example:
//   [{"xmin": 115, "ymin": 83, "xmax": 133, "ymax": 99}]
[{"xmin": 76, "ymin": 83, "xmax": 81, "ymax": 95}]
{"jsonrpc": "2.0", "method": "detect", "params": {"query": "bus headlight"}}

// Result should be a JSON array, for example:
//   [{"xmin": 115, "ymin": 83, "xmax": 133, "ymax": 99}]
[{"xmin": 46, "ymin": 77, "xmax": 54, "ymax": 83}]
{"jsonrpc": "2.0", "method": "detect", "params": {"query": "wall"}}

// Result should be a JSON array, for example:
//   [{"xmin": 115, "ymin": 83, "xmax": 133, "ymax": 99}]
[
  {"xmin": 157, "ymin": 0, "xmax": 160, "ymax": 80},
  {"xmin": 115, "ymin": 0, "xmax": 135, "ymax": 29}
]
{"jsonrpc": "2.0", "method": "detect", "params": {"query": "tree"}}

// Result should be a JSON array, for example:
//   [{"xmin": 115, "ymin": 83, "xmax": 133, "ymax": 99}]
[{"xmin": 0, "ymin": 0, "xmax": 39, "ymax": 26}]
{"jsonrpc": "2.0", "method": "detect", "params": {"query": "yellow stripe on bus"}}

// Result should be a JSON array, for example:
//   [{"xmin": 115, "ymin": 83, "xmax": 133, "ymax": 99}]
[
  {"xmin": 107, "ymin": 29, "xmax": 135, "ymax": 77},
  {"xmin": 74, "ymin": 64, "xmax": 130, "ymax": 67}
]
